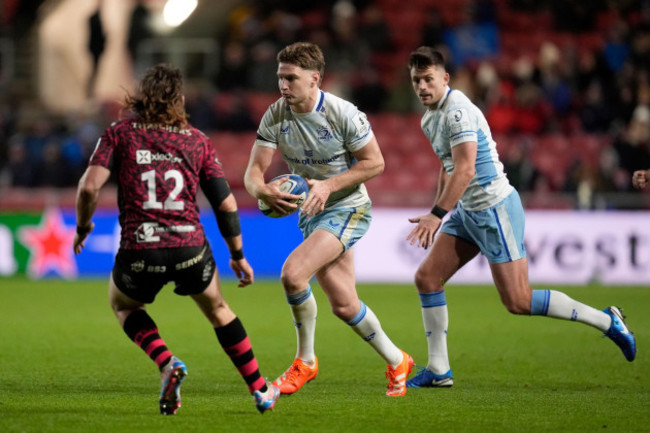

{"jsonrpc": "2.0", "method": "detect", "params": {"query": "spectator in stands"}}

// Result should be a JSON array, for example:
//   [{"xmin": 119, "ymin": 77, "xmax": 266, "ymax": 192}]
[
  {"xmin": 501, "ymin": 139, "xmax": 539, "ymax": 192},
  {"xmin": 350, "ymin": 66, "xmax": 388, "ymax": 113},
  {"xmin": 403, "ymin": 47, "xmax": 636, "ymax": 391},
  {"xmin": 214, "ymin": 41, "xmax": 250, "ymax": 91},
  {"xmin": 632, "ymin": 167, "xmax": 650, "ymax": 190},
  {"xmin": 34, "ymin": 141, "xmax": 75, "ymax": 187},
  {"xmin": 613, "ymin": 105, "xmax": 650, "ymax": 177},
  {"xmin": 3, "ymin": 140, "xmax": 35, "ymax": 187},
  {"xmin": 357, "ymin": 4, "xmax": 392, "ymax": 53}
]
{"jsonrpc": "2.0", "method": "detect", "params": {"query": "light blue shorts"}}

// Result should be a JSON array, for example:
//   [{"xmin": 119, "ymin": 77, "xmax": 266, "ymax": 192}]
[
  {"xmin": 298, "ymin": 202, "xmax": 371, "ymax": 251},
  {"xmin": 441, "ymin": 190, "xmax": 526, "ymax": 264}
]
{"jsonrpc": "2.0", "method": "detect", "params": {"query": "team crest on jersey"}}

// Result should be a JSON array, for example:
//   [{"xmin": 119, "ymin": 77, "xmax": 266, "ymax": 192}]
[
  {"xmin": 136, "ymin": 150, "xmax": 152, "ymax": 164},
  {"xmin": 317, "ymin": 125, "xmax": 332, "ymax": 141}
]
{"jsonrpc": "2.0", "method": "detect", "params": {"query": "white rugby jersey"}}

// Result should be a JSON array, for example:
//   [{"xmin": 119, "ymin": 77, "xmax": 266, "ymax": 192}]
[
  {"xmin": 422, "ymin": 86, "xmax": 513, "ymax": 211},
  {"xmin": 255, "ymin": 90, "xmax": 374, "ymax": 209}
]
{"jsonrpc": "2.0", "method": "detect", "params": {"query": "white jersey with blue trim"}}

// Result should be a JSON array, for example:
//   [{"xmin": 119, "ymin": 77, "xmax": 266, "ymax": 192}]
[
  {"xmin": 421, "ymin": 86, "xmax": 513, "ymax": 211},
  {"xmin": 255, "ymin": 90, "xmax": 374, "ymax": 209}
]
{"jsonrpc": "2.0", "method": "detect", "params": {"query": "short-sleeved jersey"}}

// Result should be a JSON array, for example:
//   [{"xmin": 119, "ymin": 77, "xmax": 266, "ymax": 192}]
[
  {"xmin": 89, "ymin": 117, "xmax": 225, "ymax": 250},
  {"xmin": 422, "ymin": 86, "xmax": 513, "ymax": 211},
  {"xmin": 255, "ymin": 90, "xmax": 374, "ymax": 209}
]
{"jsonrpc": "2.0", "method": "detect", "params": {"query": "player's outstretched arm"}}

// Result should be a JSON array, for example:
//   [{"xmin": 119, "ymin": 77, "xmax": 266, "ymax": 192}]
[{"xmin": 74, "ymin": 165, "xmax": 110, "ymax": 254}]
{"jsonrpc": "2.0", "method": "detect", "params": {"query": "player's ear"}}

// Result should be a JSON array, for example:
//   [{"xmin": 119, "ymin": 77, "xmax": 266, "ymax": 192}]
[{"xmin": 312, "ymin": 71, "xmax": 320, "ymax": 87}]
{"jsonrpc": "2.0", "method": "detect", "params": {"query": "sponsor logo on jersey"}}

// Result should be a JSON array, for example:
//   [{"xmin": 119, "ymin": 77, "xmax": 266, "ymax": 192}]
[
  {"xmin": 454, "ymin": 109, "xmax": 463, "ymax": 122},
  {"xmin": 131, "ymin": 260, "xmax": 145, "ymax": 272},
  {"xmin": 280, "ymin": 125, "xmax": 290, "ymax": 134},
  {"xmin": 304, "ymin": 149, "xmax": 314, "ymax": 157},
  {"xmin": 136, "ymin": 150, "xmax": 183, "ymax": 164},
  {"xmin": 137, "ymin": 150, "xmax": 152, "ymax": 164},
  {"xmin": 135, "ymin": 222, "xmax": 160, "ymax": 243}
]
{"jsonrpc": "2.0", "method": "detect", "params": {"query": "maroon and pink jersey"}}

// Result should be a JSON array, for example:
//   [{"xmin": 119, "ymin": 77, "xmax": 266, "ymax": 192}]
[{"xmin": 89, "ymin": 117, "xmax": 225, "ymax": 250}]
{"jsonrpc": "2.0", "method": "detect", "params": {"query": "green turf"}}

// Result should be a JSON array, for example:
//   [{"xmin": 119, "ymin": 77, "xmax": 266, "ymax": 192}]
[{"xmin": 0, "ymin": 277, "xmax": 648, "ymax": 432}]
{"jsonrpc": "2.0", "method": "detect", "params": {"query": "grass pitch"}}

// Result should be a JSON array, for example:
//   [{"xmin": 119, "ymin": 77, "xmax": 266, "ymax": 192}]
[{"xmin": 0, "ymin": 277, "xmax": 648, "ymax": 433}]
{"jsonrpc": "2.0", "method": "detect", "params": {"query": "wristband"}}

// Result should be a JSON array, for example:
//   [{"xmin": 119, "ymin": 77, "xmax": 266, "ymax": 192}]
[
  {"xmin": 430, "ymin": 205, "xmax": 448, "ymax": 219},
  {"xmin": 230, "ymin": 249, "xmax": 244, "ymax": 260},
  {"xmin": 76, "ymin": 224, "xmax": 92, "ymax": 236}
]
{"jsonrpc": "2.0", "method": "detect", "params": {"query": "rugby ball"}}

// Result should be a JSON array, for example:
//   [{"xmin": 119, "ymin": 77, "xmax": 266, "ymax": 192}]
[{"xmin": 258, "ymin": 174, "xmax": 309, "ymax": 218}]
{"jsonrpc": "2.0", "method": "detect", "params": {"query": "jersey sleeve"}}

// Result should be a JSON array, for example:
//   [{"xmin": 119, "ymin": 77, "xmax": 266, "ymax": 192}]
[
  {"xmin": 254, "ymin": 109, "xmax": 278, "ymax": 149},
  {"xmin": 88, "ymin": 124, "xmax": 117, "ymax": 169},
  {"xmin": 201, "ymin": 138, "xmax": 226, "ymax": 181},
  {"xmin": 446, "ymin": 107, "xmax": 478, "ymax": 147},
  {"xmin": 343, "ymin": 106, "xmax": 373, "ymax": 153}
]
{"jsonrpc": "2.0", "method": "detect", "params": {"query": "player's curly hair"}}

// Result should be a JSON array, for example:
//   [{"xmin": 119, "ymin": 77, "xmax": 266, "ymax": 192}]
[
  {"xmin": 123, "ymin": 63, "xmax": 188, "ymax": 128},
  {"xmin": 277, "ymin": 42, "xmax": 325, "ymax": 83}
]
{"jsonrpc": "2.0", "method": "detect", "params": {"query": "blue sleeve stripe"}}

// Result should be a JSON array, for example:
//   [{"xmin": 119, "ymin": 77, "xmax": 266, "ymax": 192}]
[{"xmin": 450, "ymin": 130, "xmax": 476, "ymax": 139}]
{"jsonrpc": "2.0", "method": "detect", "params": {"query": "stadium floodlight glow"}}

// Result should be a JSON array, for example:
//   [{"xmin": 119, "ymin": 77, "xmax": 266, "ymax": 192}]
[{"xmin": 162, "ymin": 0, "xmax": 198, "ymax": 27}]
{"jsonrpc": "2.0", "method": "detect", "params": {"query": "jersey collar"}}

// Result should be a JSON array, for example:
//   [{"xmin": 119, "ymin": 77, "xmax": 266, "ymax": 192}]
[
  {"xmin": 435, "ymin": 86, "xmax": 452, "ymax": 110},
  {"xmin": 314, "ymin": 90, "xmax": 325, "ymax": 113}
]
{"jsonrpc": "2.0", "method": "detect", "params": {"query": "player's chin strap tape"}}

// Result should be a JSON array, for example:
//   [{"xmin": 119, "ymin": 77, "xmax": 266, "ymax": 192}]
[{"xmin": 216, "ymin": 210, "xmax": 241, "ymax": 238}]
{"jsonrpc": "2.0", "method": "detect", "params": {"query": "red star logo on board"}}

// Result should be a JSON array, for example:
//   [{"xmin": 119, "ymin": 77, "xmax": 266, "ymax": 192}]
[{"xmin": 18, "ymin": 208, "xmax": 78, "ymax": 279}]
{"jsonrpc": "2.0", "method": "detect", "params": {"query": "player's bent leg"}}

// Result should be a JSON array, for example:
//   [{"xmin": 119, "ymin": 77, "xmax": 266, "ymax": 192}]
[
  {"xmin": 490, "ymin": 259, "xmax": 533, "ymax": 314},
  {"xmin": 272, "ymin": 231, "xmax": 343, "ymax": 395},
  {"xmin": 491, "ymin": 260, "xmax": 636, "ymax": 361}
]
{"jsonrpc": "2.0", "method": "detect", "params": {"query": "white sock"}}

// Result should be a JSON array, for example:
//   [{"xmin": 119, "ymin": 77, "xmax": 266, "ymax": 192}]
[
  {"xmin": 286, "ymin": 287, "xmax": 317, "ymax": 363},
  {"xmin": 348, "ymin": 301, "xmax": 402, "ymax": 367},
  {"xmin": 530, "ymin": 289, "xmax": 611, "ymax": 331},
  {"xmin": 419, "ymin": 291, "xmax": 450, "ymax": 374}
]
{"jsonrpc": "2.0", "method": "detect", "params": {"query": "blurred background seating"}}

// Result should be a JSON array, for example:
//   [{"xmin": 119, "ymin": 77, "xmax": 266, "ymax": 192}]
[{"xmin": 0, "ymin": 0, "xmax": 649, "ymax": 211}]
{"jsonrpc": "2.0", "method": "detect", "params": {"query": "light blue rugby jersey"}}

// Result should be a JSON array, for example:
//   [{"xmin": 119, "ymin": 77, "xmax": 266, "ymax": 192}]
[
  {"xmin": 421, "ymin": 85, "xmax": 513, "ymax": 211},
  {"xmin": 255, "ymin": 90, "xmax": 374, "ymax": 209}
]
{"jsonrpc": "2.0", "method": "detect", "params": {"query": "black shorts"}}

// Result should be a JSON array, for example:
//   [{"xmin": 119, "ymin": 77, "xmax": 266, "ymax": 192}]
[{"xmin": 112, "ymin": 242, "xmax": 216, "ymax": 303}]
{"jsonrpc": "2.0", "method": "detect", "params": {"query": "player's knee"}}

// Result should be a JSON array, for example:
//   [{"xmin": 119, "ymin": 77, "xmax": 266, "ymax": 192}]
[
  {"xmin": 503, "ymin": 298, "xmax": 531, "ymax": 315},
  {"xmin": 280, "ymin": 266, "xmax": 306, "ymax": 292},
  {"xmin": 330, "ymin": 303, "xmax": 355, "ymax": 321},
  {"xmin": 414, "ymin": 268, "xmax": 443, "ymax": 293}
]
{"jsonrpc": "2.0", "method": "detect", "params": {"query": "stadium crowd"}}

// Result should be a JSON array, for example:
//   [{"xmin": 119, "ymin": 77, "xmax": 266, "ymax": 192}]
[{"xmin": 0, "ymin": 0, "xmax": 649, "ymax": 209}]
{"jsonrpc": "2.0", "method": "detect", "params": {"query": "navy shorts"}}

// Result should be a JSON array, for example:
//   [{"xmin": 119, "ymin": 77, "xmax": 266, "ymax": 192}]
[{"xmin": 112, "ymin": 242, "xmax": 215, "ymax": 303}]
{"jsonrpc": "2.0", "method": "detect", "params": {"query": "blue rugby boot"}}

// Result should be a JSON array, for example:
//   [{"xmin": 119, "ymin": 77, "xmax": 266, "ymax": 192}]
[
  {"xmin": 254, "ymin": 382, "xmax": 280, "ymax": 414},
  {"xmin": 603, "ymin": 306, "xmax": 636, "ymax": 362},
  {"xmin": 159, "ymin": 356, "xmax": 188, "ymax": 415},
  {"xmin": 406, "ymin": 366, "xmax": 454, "ymax": 388}
]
